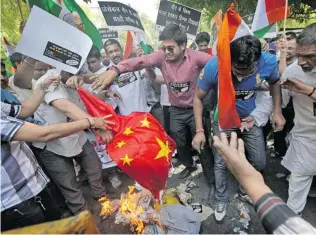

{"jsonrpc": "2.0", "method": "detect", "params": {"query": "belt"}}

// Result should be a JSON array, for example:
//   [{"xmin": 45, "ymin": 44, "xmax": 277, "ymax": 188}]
[
  {"xmin": 149, "ymin": 103, "xmax": 161, "ymax": 109},
  {"xmin": 171, "ymin": 105, "xmax": 193, "ymax": 110}
]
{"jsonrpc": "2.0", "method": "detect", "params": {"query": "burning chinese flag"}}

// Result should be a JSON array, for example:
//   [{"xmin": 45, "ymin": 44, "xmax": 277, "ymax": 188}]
[{"xmin": 78, "ymin": 88, "xmax": 176, "ymax": 199}]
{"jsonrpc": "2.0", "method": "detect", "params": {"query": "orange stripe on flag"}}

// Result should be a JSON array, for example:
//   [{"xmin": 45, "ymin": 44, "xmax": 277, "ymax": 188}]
[
  {"xmin": 124, "ymin": 31, "xmax": 133, "ymax": 60},
  {"xmin": 265, "ymin": 0, "xmax": 289, "ymax": 25},
  {"xmin": 217, "ymin": 9, "xmax": 241, "ymax": 130}
]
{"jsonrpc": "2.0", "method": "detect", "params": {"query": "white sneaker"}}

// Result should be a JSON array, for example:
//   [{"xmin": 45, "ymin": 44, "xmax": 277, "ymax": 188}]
[
  {"xmin": 214, "ymin": 203, "xmax": 227, "ymax": 222},
  {"xmin": 109, "ymin": 175, "xmax": 122, "ymax": 188}
]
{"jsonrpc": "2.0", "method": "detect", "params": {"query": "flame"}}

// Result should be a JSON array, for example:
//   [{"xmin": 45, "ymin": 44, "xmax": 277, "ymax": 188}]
[
  {"xmin": 119, "ymin": 186, "xmax": 145, "ymax": 234},
  {"xmin": 99, "ymin": 197, "xmax": 115, "ymax": 217}
]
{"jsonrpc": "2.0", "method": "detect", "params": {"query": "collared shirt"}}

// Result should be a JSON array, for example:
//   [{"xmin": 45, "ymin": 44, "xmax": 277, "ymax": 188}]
[
  {"xmin": 116, "ymin": 49, "xmax": 211, "ymax": 108},
  {"xmin": 32, "ymin": 69, "xmax": 87, "ymax": 157},
  {"xmin": 1, "ymin": 102, "xmax": 49, "ymax": 212},
  {"xmin": 198, "ymin": 52, "xmax": 278, "ymax": 118},
  {"xmin": 110, "ymin": 62, "xmax": 150, "ymax": 115},
  {"xmin": 280, "ymin": 62, "xmax": 316, "ymax": 175},
  {"xmin": 140, "ymin": 68, "xmax": 161, "ymax": 107}
]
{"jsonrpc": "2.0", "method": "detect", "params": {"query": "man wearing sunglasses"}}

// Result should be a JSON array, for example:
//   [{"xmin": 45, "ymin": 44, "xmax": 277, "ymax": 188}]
[
  {"xmin": 69, "ymin": 23, "xmax": 212, "ymax": 179},
  {"xmin": 193, "ymin": 35, "xmax": 285, "ymax": 222}
]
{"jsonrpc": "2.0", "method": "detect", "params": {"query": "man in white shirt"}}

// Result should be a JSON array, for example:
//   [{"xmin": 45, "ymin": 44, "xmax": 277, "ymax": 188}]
[
  {"xmin": 32, "ymin": 67, "xmax": 112, "ymax": 215},
  {"xmin": 250, "ymin": 23, "xmax": 316, "ymax": 215}
]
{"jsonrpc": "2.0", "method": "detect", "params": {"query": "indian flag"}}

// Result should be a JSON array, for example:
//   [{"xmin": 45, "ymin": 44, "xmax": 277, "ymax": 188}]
[
  {"xmin": 216, "ymin": 9, "xmax": 253, "ymax": 130},
  {"xmin": 252, "ymin": 0, "xmax": 290, "ymax": 38},
  {"xmin": 3, "ymin": 36, "xmax": 16, "ymax": 75},
  {"xmin": 124, "ymin": 31, "xmax": 151, "ymax": 59},
  {"xmin": 26, "ymin": 0, "xmax": 103, "ymax": 50}
]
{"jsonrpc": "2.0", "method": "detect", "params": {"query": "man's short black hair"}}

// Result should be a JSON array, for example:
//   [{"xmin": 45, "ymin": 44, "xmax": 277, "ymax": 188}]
[
  {"xmin": 159, "ymin": 23, "xmax": 187, "ymax": 46},
  {"xmin": 285, "ymin": 32, "xmax": 297, "ymax": 40},
  {"xmin": 10, "ymin": 52, "xmax": 23, "ymax": 69},
  {"xmin": 87, "ymin": 45, "xmax": 101, "ymax": 59},
  {"xmin": 230, "ymin": 35, "xmax": 262, "ymax": 66},
  {"xmin": 103, "ymin": 39, "xmax": 122, "ymax": 52},
  {"xmin": 297, "ymin": 23, "xmax": 316, "ymax": 45},
  {"xmin": 195, "ymin": 32, "xmax": 210, "ymax": 44}
]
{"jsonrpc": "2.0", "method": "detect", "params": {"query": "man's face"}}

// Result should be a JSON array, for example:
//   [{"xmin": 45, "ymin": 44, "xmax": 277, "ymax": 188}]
[
  {"xmin": 197, "ymin": 41, "xmax": 209, "ymax": 53},
  {"xmin": 161, "ymin": 40, "xmax": 185, "ymax": 62},
  {"xmin": 87, "ymin": 56, "xmax": 102, "ymax": 73},
  {"xmin": 232, "ymin": 62, "xmax": 258, "ymax": 79},
  {"xmin": 1, "ymin": 65, "xmax": 8, "ymax": 88},
  {"xmin": 286, "ymin": 39, "xmax": 297, "ymax": 60},
  {"xmin": 105, "ymin": 44, "xmax": 123, "ymax": 65},
  {"xmin": 33, "ymin": 61, "xmax": 49, "ymax": 80},
  {"xmin": 297, "ymin": 44, "xmax": 316, "ymax": 73}
]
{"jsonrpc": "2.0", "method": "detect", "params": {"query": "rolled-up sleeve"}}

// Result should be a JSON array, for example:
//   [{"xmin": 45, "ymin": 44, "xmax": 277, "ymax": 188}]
[
  {"xmin": 1, "ymin": 115, "xmax": 24, "ymax": 142},
  {"xmin": 1, "ymin": 101, "xmax": 21, "ymax": 118},
  {"xmin": 117, "ymin": 51, "xmax": 164, "ymax": 74}
]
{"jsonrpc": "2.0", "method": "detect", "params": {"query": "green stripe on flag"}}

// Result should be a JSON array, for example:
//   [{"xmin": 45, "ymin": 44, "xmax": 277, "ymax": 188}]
[
  {"xmin": 253, "ymin": 24, "xmax": 273, "ymax": 38},
  {"xmin": 26, "ymin": 0, "xmax": 62, "ymax": 17},
  {"xmin": 63, "ymin": 0, "xmax": 103, "ymax": 50},
  {"xmin": 140, "ymin": 41, "xmax": 151, "ymax": 55}
]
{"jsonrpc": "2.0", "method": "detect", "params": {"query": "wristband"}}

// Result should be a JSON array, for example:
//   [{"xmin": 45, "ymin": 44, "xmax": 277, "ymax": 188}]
[
  {"xmin": 196, "ymin": 129, "xmax": 204, "ymax": 134},
  {"xmin": 109, "ymin": 66, "xmax": 121, "ymax": 78},
  {"xmin": 85, "ymin": 118, "xmax": 92, "ymax": 129},
  {"xmin": 308, "ymin": 87, "xmax": 316, "ymax": 97}
]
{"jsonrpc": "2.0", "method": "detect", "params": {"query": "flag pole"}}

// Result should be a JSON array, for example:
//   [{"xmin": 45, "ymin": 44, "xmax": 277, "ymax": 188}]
[{"xmin": 283, "ymin": 0, "xmax": 288, "ymax": 35}]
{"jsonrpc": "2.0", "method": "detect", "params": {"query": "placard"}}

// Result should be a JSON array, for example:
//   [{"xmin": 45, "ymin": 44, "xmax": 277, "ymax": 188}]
[
  {"xmin": 156, "ymin": 0, "xmax": 201, "ymax": 39},
  {"xmin": 98, "ymin": 1, "xmax": 144, "ymax": 33},
  {"xmin": 99, "ymin": 28, "xmax": 118, "ymax": 39},
  {"xmin": 16, "ymin": 6, "xmax": 92, "ymax": 74}
]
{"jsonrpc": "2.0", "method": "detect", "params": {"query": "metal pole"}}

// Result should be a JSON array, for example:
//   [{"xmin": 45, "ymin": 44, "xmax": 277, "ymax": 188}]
[{"xmin": 16, "ymin": 0, "xmax": 24, "ymax": 21}]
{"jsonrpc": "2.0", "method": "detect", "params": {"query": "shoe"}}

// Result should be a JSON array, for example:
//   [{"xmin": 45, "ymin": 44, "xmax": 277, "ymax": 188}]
[
  {"xmin": 109, "ymin": 175, "xmax": 122, "ymax": 189},
  {"xmin": 178, "ymin": 166, "xmax": 197, "ymax": 179},
  {"xmin": 238, "ymin": 191, "xmax": 253, "ymax": 205},
  {"xmin": 214, "ymin": 203, "xmax": 227, "ymax": 222}
]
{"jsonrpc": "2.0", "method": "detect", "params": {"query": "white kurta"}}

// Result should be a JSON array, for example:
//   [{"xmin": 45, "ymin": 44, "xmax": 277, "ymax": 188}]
[{"xmin": 281, "ymin": 62, "xmax": 316, "ymax": 175}]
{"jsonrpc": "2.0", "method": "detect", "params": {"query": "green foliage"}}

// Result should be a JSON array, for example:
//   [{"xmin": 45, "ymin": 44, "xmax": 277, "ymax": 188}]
[{"xmin": 1, "ymin": 0, "xmax": 29, "ymax": 58}]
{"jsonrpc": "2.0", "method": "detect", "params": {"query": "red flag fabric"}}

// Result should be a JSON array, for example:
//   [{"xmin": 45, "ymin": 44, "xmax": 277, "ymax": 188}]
[{"xmin": 78, "ymin": 88, "xmax": 176, "ymax": 199}]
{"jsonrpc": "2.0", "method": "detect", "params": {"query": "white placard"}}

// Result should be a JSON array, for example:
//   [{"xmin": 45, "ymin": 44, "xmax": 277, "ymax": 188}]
[{"xmin": 16, "ymin": 6, "xmax": 92, "ymax": 74}]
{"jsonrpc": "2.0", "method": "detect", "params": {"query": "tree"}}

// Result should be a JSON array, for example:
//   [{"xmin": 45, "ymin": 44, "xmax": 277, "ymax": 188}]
[{"xmin": 1, "ymin": 0, "xmax": 29, "ymax": 58}]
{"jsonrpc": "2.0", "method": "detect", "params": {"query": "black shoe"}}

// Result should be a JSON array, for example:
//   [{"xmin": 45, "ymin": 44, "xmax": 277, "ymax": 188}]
[{"xmin": 178, "ymin": 166, "xmax": 197, "ymax": 179}]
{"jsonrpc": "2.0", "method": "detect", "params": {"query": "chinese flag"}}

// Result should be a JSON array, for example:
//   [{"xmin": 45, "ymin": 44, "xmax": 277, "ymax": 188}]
[{"xmin": 78, "ymin": 88, "xmax": 176, "ymax": 199}]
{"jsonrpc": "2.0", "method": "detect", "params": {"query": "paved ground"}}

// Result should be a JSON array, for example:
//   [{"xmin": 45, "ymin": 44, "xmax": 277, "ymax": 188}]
[{"xmin": 82, "ymin": 150, "xmax": 316, "ymax": 234}]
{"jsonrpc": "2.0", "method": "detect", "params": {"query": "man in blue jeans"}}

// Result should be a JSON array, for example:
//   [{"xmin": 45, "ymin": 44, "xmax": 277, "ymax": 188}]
[{"xmin": 192, "ymin": 35, "xmax": 285, "ymax": 222}]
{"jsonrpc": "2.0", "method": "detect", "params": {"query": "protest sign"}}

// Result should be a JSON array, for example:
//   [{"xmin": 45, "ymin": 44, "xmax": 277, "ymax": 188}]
[
  {"xmin": 98, "ymin": 1, "xmax": 144, "ymax": 33},
  {"xmin": 99, "ymin": 28, "xmax": 118, "ymax": 40},
  {"xmin": 156, "ymin": 0, "xmax": 201, "ymax": 39},
  {"xmin": 16, "ymin": 6, "xmax": 92, "ymax": 74}
]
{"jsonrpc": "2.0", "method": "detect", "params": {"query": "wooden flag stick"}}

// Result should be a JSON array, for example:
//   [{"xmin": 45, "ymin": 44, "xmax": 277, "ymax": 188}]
[{"xmin": 283, "ymin": 0, "xmax": 288, "ymax": 35}]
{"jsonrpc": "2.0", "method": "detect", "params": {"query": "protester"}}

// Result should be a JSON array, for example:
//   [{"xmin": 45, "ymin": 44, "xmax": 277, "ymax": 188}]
[
  {"xmin": 84, "ymin": 24, "xmax": 212, "ymax": 179},
  {"xmin": 1, "ymin": 100, "xmax": 113, "ymax": 231},
  {"xmin": 279, "ymin": 32, "xmax": 297, "ymax": 75},
  {"xmin": 195, "ymin": 32, "xmax": 212, "ymax": 54},
  {"xmin": 31, "ymin": 65, "xmax": 113, "ymax": 215},
  {"xmin": 101, "ymin": 49, "xmax": 111, "ymax": 67},
  {"xmin": 213, "ymin": 132, "xmax": 316, "ymax": 234},
  {"xmin": 10, "ymin": 52, "xmax": 23, "ymax": 71},
  {"xmin": 192, "ymin": 35, "xmax": 285, "ymax": 222},
  {"xmin": 279, "ymin": 23, "xmax": 316, "ymax": 215}
]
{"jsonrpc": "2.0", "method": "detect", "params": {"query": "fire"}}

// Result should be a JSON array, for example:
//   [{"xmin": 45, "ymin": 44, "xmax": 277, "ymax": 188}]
[
  {"xmin": 99, "ymin": 197, "xmax": 115, "ymax": 217},
  {"xmin": 119, "ymin": 186, "xmax": 145, "ymax": 234}
]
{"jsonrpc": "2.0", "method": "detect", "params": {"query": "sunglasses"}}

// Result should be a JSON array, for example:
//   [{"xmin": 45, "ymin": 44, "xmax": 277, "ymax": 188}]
[{"xmin": 161, "ymin": 46, "xmax": 175, "ymax": 53}]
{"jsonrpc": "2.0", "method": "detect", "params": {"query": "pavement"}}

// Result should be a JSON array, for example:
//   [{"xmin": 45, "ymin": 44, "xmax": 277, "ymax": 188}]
[{"xmin": 82, "ymin": 150, "xmax": 316, "ymax": 234}]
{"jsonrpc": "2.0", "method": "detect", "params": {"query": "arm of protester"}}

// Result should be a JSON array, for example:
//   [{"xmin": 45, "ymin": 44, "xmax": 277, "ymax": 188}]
[
  {"xmin": 192, "ymin": 58, "xmax": 216, "ymax": 152},
  {"xmin": 10, "ymin": 116, "xmax": 112, "ymax": 142},
  {"xmin": 91, "ymin": 51, "xmax": 165, "ymax": 92},
  {"xmin": 281, "ymin": 77, "xmax": 316, "ymax": 101},
  {"xmin": 213, "ymin": 132, "xmax": 316, "ymax": 234},
  {"xmin": 265, "ymin": 53, "xmax": 286, "ymax": 132},
  {"xmin": 245, "ymin": 91, "xmax": 273, "ymax": 129},
  {"xmin": 143, "ymin": 68, "xmax": 165, "ymax": 84},
  {"xmin": 13, "ymin": 57, "xmax": 37, "ymax": 89},
  {"xmin": 278, "ymin": 37, "xmax": 288, "ymax": 76},
  {"xmin": 19, "ymin": 76, "xmax": 61, "ymax": 118}
]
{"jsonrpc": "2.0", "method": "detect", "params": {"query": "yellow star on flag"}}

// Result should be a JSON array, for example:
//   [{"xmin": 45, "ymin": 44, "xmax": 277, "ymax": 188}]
[
  {"xmin": 116, "ymin": 140, "xmax": 126, "ymax": 148},
  {"xmin": 140, "ymin": 117, "xmax": 151, "ymax": 128},
  {"xmin": 154, "ymin": 137, "xmax": 171, "ymax": 161},
  {"xmin": 120, "ymin": 154, "xmax": 134, "ymax": 166},
  {"xmin": 123, "ymin": 127, "xmax": 134, "ymax": 136}
]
